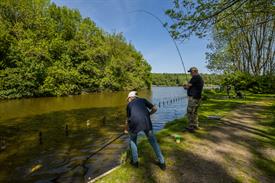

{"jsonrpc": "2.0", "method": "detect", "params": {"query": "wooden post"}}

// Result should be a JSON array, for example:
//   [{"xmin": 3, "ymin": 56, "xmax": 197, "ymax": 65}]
[
  {"xmin": 0, "ymin": 136, "xmax": 6, "ymax": 150},
  {"xmin": 102, "ymin": 116, "xmax": 106, "ymax": 125},
  {"xmin": 65, "ymin": 124, "xmax": 69, "ymax": 136},
  {"xmin": 39, "ymin": 131, "xmax": 42, "ymax": 145}
]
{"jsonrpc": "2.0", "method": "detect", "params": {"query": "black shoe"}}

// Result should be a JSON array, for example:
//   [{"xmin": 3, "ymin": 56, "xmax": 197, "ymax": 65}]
[
  {"xmin": 158, "ymin": 162, "xmax": 166, "ymax": 171},
  {"xmin": 130, "ymin": 161, "xmax": 139, "ymax": 168}
]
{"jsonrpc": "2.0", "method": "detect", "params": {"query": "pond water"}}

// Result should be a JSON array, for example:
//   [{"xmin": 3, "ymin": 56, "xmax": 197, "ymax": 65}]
[{"xmin": 0, "ymin": 87, "xmax": 187, "ymax": 183}]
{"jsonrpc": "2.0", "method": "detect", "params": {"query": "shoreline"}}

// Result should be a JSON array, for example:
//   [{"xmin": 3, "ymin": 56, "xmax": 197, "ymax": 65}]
[{"xmin": 0, "ymin": 86, "xmax": 222, "ymax": 101}]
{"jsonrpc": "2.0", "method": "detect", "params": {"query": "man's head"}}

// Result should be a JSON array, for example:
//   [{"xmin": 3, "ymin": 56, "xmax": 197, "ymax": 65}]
[
  {"xmin": 187, "ymin": 67, "xmax": 199, "ymax": 76},
  {"xmin": 127, "ymin": 91, "xmax": 138, "ymax": 102}
]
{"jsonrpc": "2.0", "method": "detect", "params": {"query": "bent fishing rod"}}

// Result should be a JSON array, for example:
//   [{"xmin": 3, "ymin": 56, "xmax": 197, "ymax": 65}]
[
  {"xmin": 130, "ymin": 9, "xmax": 189, "ymax": 82},
  {"xmin": 81, "ymin": 132, "xmax": 125, "ymax": 177},
  {"xmin": 85, "ymin": 132, "xmax": 125, "ymax": 161},
  {"xmin": 51, "ymin": 132, "xmax": 126, "ymax": 182}
]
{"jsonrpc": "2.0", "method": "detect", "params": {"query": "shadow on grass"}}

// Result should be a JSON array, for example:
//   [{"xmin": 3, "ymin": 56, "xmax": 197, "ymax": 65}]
[
  {"xmin": 126, "ymin": 133, "xmax": 240, "ymax": 183},
  {"xmin": 201, "ymin": 127, "xmax": 275, "ymax": 181},
  {"xmin": 255, "ymin": 103, "xmax": 275, "ymax": 138},
  {"xmin": 162, "ymin": 96, "xmax": 275, "ymax": 182},
  {"xmin": 220, "ymin": 120, "xmax": 275, "ymax": 141},
  {"xmin": 191, "ymin": 101, "xmax": 275, "ymax": 182}
]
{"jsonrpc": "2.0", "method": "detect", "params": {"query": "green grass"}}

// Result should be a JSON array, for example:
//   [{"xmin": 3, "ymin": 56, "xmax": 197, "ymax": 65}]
[
  {"xmin": 251, "ymin": 101, "xmax": 275, "ymax": 179},
  {"xmin": 94, "ymin": 93, "xmax": 275, "ymax": 183}
]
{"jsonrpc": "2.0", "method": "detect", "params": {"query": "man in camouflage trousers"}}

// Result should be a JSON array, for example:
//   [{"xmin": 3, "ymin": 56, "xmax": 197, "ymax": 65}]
[{"xmin": 183, "ymin": 67, "xmax": 204, "ymax": 132}]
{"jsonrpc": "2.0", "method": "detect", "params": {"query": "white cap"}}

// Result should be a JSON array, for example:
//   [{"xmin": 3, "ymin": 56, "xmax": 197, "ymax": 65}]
[{"xmin": 127, "ymin": 91, "xmax": 137, "ymax": 99}]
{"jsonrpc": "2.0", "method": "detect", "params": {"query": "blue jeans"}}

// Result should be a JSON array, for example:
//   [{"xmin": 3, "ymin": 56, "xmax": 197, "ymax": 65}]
[{"xmin": 129, "ymin": 130, "xmax": 165, "ymax": 164}]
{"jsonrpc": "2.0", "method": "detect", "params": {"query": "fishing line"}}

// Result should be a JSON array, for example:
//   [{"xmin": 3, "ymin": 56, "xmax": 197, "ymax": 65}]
[{"xmin": 130, "ymin": 9, "xmax": 189, "ymax": 82}]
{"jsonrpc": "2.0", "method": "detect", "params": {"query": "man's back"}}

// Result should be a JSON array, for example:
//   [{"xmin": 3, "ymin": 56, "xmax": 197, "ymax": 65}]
[{"xmin": 127, "ymin": 98, "xmax": 153, "ymax": 133}]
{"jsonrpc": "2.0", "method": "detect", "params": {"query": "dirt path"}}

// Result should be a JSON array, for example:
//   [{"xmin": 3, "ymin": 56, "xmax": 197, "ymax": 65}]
[{"xmin": 152, "ymin": 101, "xmax": 275, "ymax": 183}]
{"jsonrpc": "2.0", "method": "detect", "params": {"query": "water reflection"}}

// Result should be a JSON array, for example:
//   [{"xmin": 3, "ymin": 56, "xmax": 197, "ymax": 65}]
[{"xmin": 0, "ymin": 87, "xmax": 187, "ymax": 182}]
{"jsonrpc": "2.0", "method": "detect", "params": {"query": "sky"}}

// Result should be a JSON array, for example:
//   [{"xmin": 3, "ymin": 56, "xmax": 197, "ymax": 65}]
[{"xmin": 51, "ymin": 0, "xmax": 211, "ymax": 73}]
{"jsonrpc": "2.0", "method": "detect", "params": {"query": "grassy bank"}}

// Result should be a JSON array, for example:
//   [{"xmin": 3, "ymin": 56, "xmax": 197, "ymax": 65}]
[{"xmin": 94, "ymin": 93, "xmax": 275, "ymax": 183}]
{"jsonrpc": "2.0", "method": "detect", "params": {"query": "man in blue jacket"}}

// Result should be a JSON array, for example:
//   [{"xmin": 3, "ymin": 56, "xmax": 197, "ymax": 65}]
[{"xmin": 125, "ymin": 91, "xmax": 166, "ymax": 170}]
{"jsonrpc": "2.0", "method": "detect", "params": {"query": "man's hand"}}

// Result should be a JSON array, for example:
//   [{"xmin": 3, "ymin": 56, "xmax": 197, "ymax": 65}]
[
  {"xmin": 183, "ymin": 84, "xmax": 188, "ymax": 89},
  {"xmin": 150, "ymin": 105, "xmax": 157, "ymax": 115},
  {"xmin": 183, "ymin": 83, "xmax": 192, "ymax": 89}
]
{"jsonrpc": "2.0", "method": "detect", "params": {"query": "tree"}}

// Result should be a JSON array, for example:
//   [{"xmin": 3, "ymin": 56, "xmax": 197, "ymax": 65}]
[
  {"xmin": 165, "ymin": 0, "xmax": 275, "ymax": 40},
  {"xmin": 165, "ymin": 0, "xmax": 275, "ymax": 93},
  {"xmin": 0, "ymin": 0, "xmax": 152, "ymax": 99},
  {"xmin": 205, "ymin": 0, "xmax": 275, "ymax": 76}
]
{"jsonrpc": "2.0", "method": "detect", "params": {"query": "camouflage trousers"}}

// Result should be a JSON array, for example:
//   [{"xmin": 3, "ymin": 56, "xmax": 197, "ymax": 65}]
[{"xmin": 187, "ymin": 97, "xmax": 201, "ymax": 128}]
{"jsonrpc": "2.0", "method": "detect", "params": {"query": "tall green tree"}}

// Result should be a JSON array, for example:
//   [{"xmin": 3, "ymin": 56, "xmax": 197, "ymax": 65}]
[
  {"xmin": 165, "ymin": 0, "xmax": 275, "ymax": 40},
  {"xmin": 0, "ymin": 0, "xmax": 151, "ymax": 99},
  {"xmin": 165, "ymin": 0, "xmax": 275, "ymax": 93}
]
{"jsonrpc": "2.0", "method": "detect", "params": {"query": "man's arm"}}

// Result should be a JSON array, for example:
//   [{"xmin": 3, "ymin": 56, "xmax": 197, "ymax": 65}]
[
  {"xmin": 183, "ymin": 83, "xmax": 192, "ymax": 89},
  {"xmin": 124, "ymin": 119, "xmax": 129, "ymax": 134},
  {"xmin": 150, "ymin": 105, "xmax": 157, "ymax": 115},
  {"xmin": 184, "ymin": 75, "xmax": 199, "ymax": 89},
  {"xmin": 125, "ymin": 105, "xmax": 130, "ymax": 134},
  {"xmin": 143, "ymin": 99, "xmax": 157, "ymax": 115}
]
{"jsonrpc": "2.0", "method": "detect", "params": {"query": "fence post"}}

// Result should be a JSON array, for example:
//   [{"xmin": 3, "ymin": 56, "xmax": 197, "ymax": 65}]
[
  {"xmin": 39, "ymin": 131, "xmax": 42, "ymax": 144},
  {"xmin": 0, "ymin": 136, "xmax": 6, "ymax": 150},
  {"xmin": 102, "ymin": 116, "xmax": 106, "ymax": 125},
  {"xmin": 65, "ymin": 124, "xmax": 69, "ymax": 136}
]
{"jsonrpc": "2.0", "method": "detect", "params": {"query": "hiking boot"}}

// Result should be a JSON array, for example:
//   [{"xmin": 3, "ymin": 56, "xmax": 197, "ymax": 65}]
[
  {"xmin": 130, "ymin": 161, "xmax": 139, "ymax": 168},
  {"xmin": 158, "ymin": 162, "xmax": 166, "ymax": 171}
]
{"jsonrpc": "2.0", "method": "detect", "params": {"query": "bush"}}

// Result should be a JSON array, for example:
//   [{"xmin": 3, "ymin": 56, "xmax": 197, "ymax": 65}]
[
  {"xmin": 222, "ymin": 72, "xmax": 275, "ymax": 94},
  {"xmin": 201, "ymin": 89, "xmax": 216, "ymax": 100}
]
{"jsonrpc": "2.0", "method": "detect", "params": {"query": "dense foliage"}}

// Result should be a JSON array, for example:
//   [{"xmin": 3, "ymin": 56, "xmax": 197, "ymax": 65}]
[
  {"xmin": 152, "ymin": 73, "xmax": 222, "ymax": 86},
  {"xmin": 165, "ymin": 0, "xmax": 274, "ymax": 40},
  {"xmin": 166, "ymin": 0, "xmax": 274, "ymax": 93},
  {"xmin": 221, "ymin": 72, "xmax": 275, "ymax": 94},
  {"xmin": 0, "ymin": 0, "xmax": 151, "ymax": 99}
]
